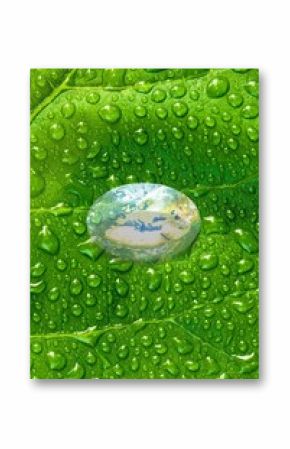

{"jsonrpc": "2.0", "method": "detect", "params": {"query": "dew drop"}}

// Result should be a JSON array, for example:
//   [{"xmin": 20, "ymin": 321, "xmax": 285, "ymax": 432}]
[
  {"xmin": 50, "ymin": 123, "xmax": 65, "ymax": 141},
  {"xmin": 37, "ymin": 226, "xmax": 59, "ymax": 255},
  {"xmin": 99, "ymin": 104, "xmax": 121, "ymax": 124},
  {"xmin": 207, "ymin": 77, "xmax": 229, "ymax": 98}
]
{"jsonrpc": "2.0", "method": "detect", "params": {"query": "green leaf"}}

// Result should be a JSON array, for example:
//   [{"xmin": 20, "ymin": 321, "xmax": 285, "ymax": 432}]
[{"xmin": 30, "ymin": 68, "xmax": 259, "ymax": 379}]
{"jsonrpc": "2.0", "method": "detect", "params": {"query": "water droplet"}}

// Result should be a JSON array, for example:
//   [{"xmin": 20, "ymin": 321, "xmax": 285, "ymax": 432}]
[
  {"xmin": 71, "ymin": 303, "xmax": 83, "ymax": 316},
  {"xmin": 246, "ymin": 126, "xmax": 259, "ymax": 142},
  {"xmin": 147, "ymin": 268, "xmax": 162, "ymax": 291},
  {"xmin": 87, "ymin": 274, "xmax": 102, "ymax": 288},
  {"xmin": 155, "ymin": 106, "xmax": 168, "ymax": 119},
  {"xmin": 234, "ymin": 229, "xmax": 258, "ymax": 253},
  {"xmin": 151, "ymin": 88, "xmax": 166, "ymax": 103},
  {"xmin": 204, "ymin": 115, "xmax": 216, "ymax": 128},
  {"xmin": 31, "ymin": 169, "xmax": 45, "ymax": 198},
  {"xmin": 31, "ymin": 341, "xmax": 42, "ymax": 354},
  {"xmin": 187, "ymin": 115, "xmax": 198, "ymax": 130},
  {"xmin": 87, "ymin": 183, "xmax": 201, "ymax": 262},
  {"xmin": 115, "ymin": 303, "xmax": 128, "ymax": 318},
  {"xmin": 174, "ymin": 337, "xmax": 193, "ymax": 354},
  {"xmin": 31, "ymin": 262, "xmax": 45, "ymax": 277},
  {"xmin": 32, "ymin": 145, "xmax": 47, "ymax": 161},
  {"xmin": 185, "ymin": 360, "xmax": 200, "ymax": 372},
  {"xmin": 50, "ymin": 123, "xmax": 65, "ymax": 141},
  {"xmin": 242, "ymin": 104, "xmax": 258, "ymax": 119},
  {"xmin": 109, "ymin": 258, "xmax": 133, "ymax": 272},
  {"xmin": 172, "ymin": 126, "xmax": 184, "ymax": 140},
  {"xmin": 61, "ymin": 101, "xmax": 75, "ymax": 118},
  {"xmin": 245, "ymin": 80, "xmax": 259, "ymax": 97},
  {"xmin": 99, "ymin": 104, "xmax": 121, "ymax": 124},
  {"xmin": 86, "ymin": 92, "xmax": 100, "ymax": 104},
  {"xmin": 134, "ymin": 105, "xmax": 147, "ymax": 117},
  {"xmin": 115, "ymin": 278, "xmax": 129, "ymax": 297},
  {"xmin": 67, "ymin": 362, "xmax": 85, "ymax": 378},
  {"xmin": 37, "ymin": 226, "xmax": 59, "ymax": 255},
  {"xmin": 134, "ymin": 128, "xmax": 148, "ymax": 145},
  {"xmin": 207, "ymin": 77, "xmax": 229, "ymax": 98},
  {"xmin": 30, "ymin": 280, "xmax": 46, "ymax": 294},
  {"xmin": 170, "ymin": 84, "xmax": 186, "ymax": 98},
  {"xmin": 134, "ymin": 81, "xmax": 152, "ymax": 93},
  {"xmin": 237, "ymin": 258, "xmax": 254, "ymax": 274},
  {"xmin": 179, "ymin": 270, "xmax": 195, "ymax": 284},
  {"xmin": 78, "ymin": 239, "xmax": 103, "ymax": 261},
  {"xmin": 48, "ymin": 287, "xmax": 60, "ymax": 301},
  {"xmin": 70, "ymin": 278, "xmax": 83, "ymax": 295},
  {"xmin": 46, "ymin": 351, "xmax": 66, "ymax": 370},
  {"xmin": 162, "ymin": 358, "xmax": 179, "ymax": 376},
  {"xmin": 199, "ymin": 253, "xmax": 218, "ymax": 270},
  {"xmin": 227, "ymin": 93, "xmax": 243, "ymax": 108},
  {"xmin": 172, "ymin": 101, "xmax": 188, "ymax": 117}
]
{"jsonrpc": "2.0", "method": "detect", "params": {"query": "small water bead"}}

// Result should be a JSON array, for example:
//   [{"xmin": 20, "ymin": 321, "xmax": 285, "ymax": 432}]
[
  {"xmin": 99, "ymin": 104, "xmax": 121, "ymax": 124},
  {"xmin": 234, "ymin": 229, "xmax": 258, "ymax": 254},
  {"xmin": 151, "ymin": 88, "xmax": 167, "ymax": 103},
  {"xmin": 32, "ymin": 145, "xmax": 47, "ymax": 161},
  {"xmin": 172, "ymin": 126, "xmax": 184, "ymax": 140},
  {"xmin": 187, "ymin": 115, "xmax": 198, "ymax": 130},
  {"xmin": 247, "ymin": 127, "xmax": 259, "ymax": 142},
  {"xmin": 37, "ymin": 226, "xmax": 59, "ymax": 255},
  {"xmin": 31, "ymin": 341, "xmax": 42, "ymax": 354},
  {"xmin": 227, "ymin": 137, "xmax": 238, "ymax": 150},
  {"xmin": 86, "ymin": 92, "xmax": 100, "ymax": 104},
  {"xmin": 222, "ymin": 111, "xmax": 232, "ymax": 122},
  {"xmin": 46, "ymin": 351, "xmax": 66, "ymax": 370},
  {"xmin": 31, "ymin": 169, "xmax": 45, "ymax": 198},
  {"xmin": 204, "ymin": 115, "xmax": 216, "ymax": 128},
  {"xmin": 70, "ymin": 278, "xmax": 83, "ymax": 295},
  {"xmin": 245, "ymin": 79, "xmax": 259, "ymax": 97},
  {"xmin": 237, "ymin": 258, "xmax": 254, "ymax": 274},
  {"xmin": 72, "ymin": 221, "xmax": 86, "ymax": 236},
  {"xmin": 56, "ymin": 258, "xmax": 67, "ymax": 271},
  {"xmin": 31, "ymin": 280, "xmax": 46, "ymax": 294},
  {"xmin": 87, "ymin": 274, "xmax": 102, "ymax": 288},
  {"xmin": 50, "ymin": 123, "xmax": 65, "ymax": 141},
  {"xmin": 76, "ymin": 121, "xmax": 89, "ymax": 134},
  {"xmin": 77, "ymin": 137, "xmax": 88, "ymax": 150},
  {"xmin": 185, "ymin": 360, "xmax": 200, "ymax": 372},
  {"xmin": 134, "ymin": 128, "xmax": 148, "ymax": 145},
  {"xmin": 189, "ymin": 89, "xmax": 199, "ymax": 100},
  {"xmin": 241, "ymin": 104, "xmax": 258, "ymax": 119},
  {"xmin": 227, "ymin": 93, "xmax": 243, "ymax": 108},
  {"xmin": 31, "ymin": 261, "xmax": 45, "ymax": 277},
  {"xmin": 207, "ymin": 77, "xmax": 229, "ymax": 98},
  {"xmin": 172, "ymin": 101, "xmax": 188, "ymax": 117},
  {"xmin": 212, "ymin": 130, "xmax": 221, "ymax": 145},
  {"xmin": 199, "ymin": 253, "xmax": 218, "ymax": 270},
  {"xmin": 170, "ymin": 84, "xmax": 187, "ymax": 98},
  {"xmin": 71, "ymin": 303, "xmax": 83, "ymax": 317},
  {"xmin": 61, "ymin": 101, "xmax": 75, "ymax": 118},
  {"xmin": 115, "ymin": 303, "xmax": 128, "ymax": 318},
  {"xmin": 115, "ymin": 278, "xmax": 129, "ymax": 297},
  {"xmin": 155, "ymin": 106, "xmax": 168, "ymax": 119},
  {"xmin": 67, "ymin": 362, "xmax": 85, "ymax": 379},
  {"xmin": 48, "ymin": 287, "xmax": 60, "ymax": 301},
  {"xmin": 134, "ymin": 80, "xmax": 153, "ymax": 93},
  {"xmin": 147, "ymin": 268, "xmax": 162, "ymax": 291},
  {"xmin": 134, "ymin": 105, "xmax": 147, "ymax": 117},
  {"xmin": 179, "ymin": 270, "xmax": 195, "ymax": 284}
]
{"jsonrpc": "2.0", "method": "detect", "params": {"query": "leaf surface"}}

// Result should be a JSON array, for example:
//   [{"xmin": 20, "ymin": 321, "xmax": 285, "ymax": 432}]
[{"xmin": 30, "ymin": 68, "xmax": 259, "ymax": 379}]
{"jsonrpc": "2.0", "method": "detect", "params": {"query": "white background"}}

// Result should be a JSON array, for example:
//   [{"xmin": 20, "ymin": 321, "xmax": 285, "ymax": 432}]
[{"xmin": 0, "ymin": 0, "xmax": 288, "ymax": 447}]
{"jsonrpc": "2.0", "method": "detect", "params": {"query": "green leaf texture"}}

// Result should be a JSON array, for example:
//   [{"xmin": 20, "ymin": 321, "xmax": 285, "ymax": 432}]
[{"xmin": 30, "ymin": 68, "xmax": 259, "ymax": 379}]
